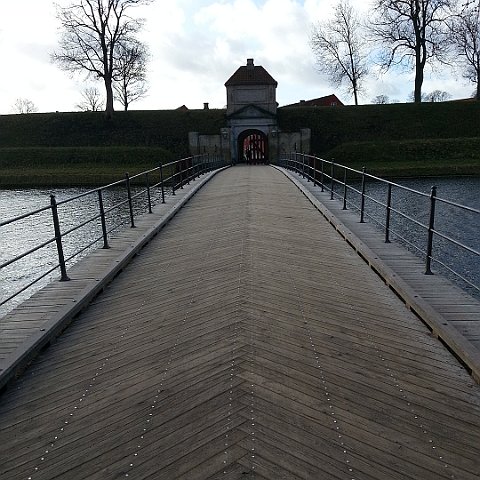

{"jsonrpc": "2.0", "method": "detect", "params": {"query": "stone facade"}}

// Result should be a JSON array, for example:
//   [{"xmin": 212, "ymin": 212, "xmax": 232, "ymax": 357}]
[
  {"xmin": 189, "ymin": 59, "xmax": 310, "ymax": 164},
  {"xmin": 225, "ymin": 58, "xmax": 277, "ymax": 116}
]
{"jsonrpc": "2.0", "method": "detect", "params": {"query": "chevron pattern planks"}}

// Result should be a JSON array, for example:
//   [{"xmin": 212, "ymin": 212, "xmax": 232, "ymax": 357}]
[{"xmin": 0, "ymin": 166, "xmax": 479, "ymax": 479}]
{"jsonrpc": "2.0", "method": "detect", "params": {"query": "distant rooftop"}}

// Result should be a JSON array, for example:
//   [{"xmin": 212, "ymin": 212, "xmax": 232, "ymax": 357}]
[
  {"xmin": 225, "ymin": 59, "xmax": 278, "ymax": 87},
  {"xmin": 283, "ymin": 94, "xmax": 344, "ymax": 107}
]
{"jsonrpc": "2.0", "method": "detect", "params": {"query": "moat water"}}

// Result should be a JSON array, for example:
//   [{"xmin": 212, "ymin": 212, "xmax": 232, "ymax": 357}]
[{"xmin": 0, "ymin": 176, "xmax": 479, "ymax": 318}]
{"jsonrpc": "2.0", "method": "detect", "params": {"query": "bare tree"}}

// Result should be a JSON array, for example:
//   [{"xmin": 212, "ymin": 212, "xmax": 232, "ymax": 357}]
[
  {"xmin": 425, "ymin": 89, "xmax": 452, "ymax": 101},
  {"xmin": 370, "ymin": 0, "xmax": 454, "ymax": 103},
  {"xmin": 113, "ymin": 39, "xmax": 148, "ymax": 111},
  {"xmin": 52, "ymin": 0, "xmax": 152, "ymax": 118},
  {"xmin": 76, "ymin": 87, "xmax": 104, "ymax": 111},
  {"xmin": 12, "ymin": 98, "xmax": 38, "ymax": 114},
  {"xmin": 372, "ymin": 94, "xmax": 390, "ymax": 104},
  {"xmin": 407, "ymin": 90, "xmax": 428, "ymax": 102},
  {"xmin": 448, "ymin": 1, "xmax": 480, "ymax": 100},
  {"xmin": 310, "ymin": 0, "xmax": 369, "ymax": 105}
]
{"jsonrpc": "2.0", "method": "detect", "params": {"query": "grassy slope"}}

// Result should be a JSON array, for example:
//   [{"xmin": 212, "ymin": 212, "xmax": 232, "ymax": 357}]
[
  {"xmin": 0, "ymin": 102, "xmax": 479, "ymax": 185},
  {"xmin": 278, "ymin": 101, "xmax": 480, "ymax": 177},
  {"xmin": 278, "ymin": 101, "xmax": 480, "ymax": 150},
  {"xmin": 0, "ymin": 109, "xmax": 225, "ymax": 186},
  {"xmin": 0, "ymin": 109, "xmax": 226, "ymax": 150}
]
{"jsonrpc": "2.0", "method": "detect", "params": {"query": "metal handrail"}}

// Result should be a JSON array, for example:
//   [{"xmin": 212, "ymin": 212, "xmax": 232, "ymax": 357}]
[
  {"xmin": 0, "ymin": 205, "xmax": 52, "ymax": 228},
  {"xmin": 0, "ymin": 153, "xmax": 227, "ymax": 314},
  {"xmin": 280, "ymin": 152, "xmax": 479, "ymax": 296}
]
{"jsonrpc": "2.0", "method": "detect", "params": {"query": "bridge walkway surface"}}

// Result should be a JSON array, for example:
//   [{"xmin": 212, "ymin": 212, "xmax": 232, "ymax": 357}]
[{"xmin": 1, "ymin": 165, "xmax": 480, "ymax": 479}]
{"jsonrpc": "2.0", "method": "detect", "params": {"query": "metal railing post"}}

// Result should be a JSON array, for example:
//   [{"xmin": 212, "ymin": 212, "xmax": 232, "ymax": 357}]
[
  {"xmin": 172, "ymin": 163, "xmax": 176, "ymax": 196},
  {"xmin": 360, "ymin": 167, "xmax": 366, "ymax": 223},
  {"xmin": 385, "ymin": 183, "xmax": 392, "ymax": 243},
  {"xmin": 342, "ymin": 168, "xmax": 348, "ymax": 210},
  {"xmin": 425, "ymin": 186, "xmax": 437, "ymax": 275},
  {"xmin": 50, "ymin": 194, "xmax": 70, "ymax": 281},
  {"xmin": 146, "ymin": 172, "xmax": 152, "ymax": 214},
  {"xmin": 320, "ymin": 159, "xmax": 324, "ymax": 192},
  {"xmin": 98, "ymin": 189, "xmax": 109, "ymax": 249},
  {"xmin": 160, "ymin": 163, "xmax": 166, "ymax": 203},
  {"xmin": 330, "ymin": 161, "xmax": 335, "ymax": 200},
  {"xmin": 125, "ymin": 172, "xmax": 135, "ymax": 228}
]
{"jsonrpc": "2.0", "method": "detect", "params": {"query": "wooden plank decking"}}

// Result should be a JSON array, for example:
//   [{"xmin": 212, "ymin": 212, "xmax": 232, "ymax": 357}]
[
  {"xmin": 1, "ymin": 165, "xmax": 480, "ymax": 479},
  {"xmin": 0, "ymin": 170, "xmax": 222, "ymax": 389},
  {"xmin": 282, "ymin": 168, "xmax": 480, "ymax": 379}
]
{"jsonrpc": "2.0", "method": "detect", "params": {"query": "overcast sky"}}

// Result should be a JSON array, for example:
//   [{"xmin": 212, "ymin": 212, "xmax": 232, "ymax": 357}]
[{"xmin": 0, "ymin": 0, "xmax": 473, "ymax": 114}]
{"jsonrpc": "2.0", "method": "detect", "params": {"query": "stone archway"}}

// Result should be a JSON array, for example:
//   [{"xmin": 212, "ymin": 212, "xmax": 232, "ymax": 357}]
[{"xmin": 237, "ymin": 129, "xmax": 268, "ymax": 164}]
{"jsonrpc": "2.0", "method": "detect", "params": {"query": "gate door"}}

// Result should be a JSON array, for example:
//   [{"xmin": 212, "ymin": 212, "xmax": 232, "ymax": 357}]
[{"xmin": 238, "ymin": 130, "xmax": 268, "ymax": 164}]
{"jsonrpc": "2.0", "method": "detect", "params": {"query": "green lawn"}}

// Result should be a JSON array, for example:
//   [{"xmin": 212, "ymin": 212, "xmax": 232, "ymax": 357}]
[{"xmin": 1, "ymin": 102, "xmax": 479, "ymax": 186}]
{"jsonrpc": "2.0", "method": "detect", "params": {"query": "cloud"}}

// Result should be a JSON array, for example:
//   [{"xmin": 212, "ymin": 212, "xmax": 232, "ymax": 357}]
[
  {"xmin": 142, "ymin": 0, "xmax": 389, "ymax": 107},
  {"xmin": 0, "ymin": 0, "xmax": 474, "ymax": 113}
]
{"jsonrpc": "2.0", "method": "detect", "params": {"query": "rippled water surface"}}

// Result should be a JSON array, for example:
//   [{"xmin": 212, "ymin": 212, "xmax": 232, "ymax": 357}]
[
  {"xmin": 0, "ymin": 177, "xmax": 479, "ymax": 318},
  {"xmin": 0, "ymin": 186, "xmax": 164, "ymax": 317},
  {"xmin": 346, "ymin": 176, "xmax": 479, "ymax": 297}
]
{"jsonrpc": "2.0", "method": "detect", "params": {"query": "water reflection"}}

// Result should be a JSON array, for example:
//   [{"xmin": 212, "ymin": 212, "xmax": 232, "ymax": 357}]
[
  {"xmin": 0, "ymin": 177, "xmax": 479, "ymax": 319},
  {"xmin": 347, "ymin": 177, "xmax": 479, "ymax": 297},
  {"xmin": 0, "ymin": 186, "xmax": 167, "ymax": 318}
]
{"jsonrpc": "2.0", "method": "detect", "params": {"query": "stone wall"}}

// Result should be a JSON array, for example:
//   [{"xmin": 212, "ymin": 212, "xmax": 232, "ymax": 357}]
[
  {"xmin": 188, "ymin": 131, "xmax": 231, "ymax": 162},
  {"xmin": 189, "ymin": 127, "xmax": 310, "ymax": 164},
  {"xmin": 270, "ymin": 129, "xmax": 311, "ymax": 160}
]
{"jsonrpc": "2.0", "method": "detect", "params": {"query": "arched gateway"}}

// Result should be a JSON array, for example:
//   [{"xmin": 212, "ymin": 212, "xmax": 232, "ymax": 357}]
[
  {"xmin": 188, "ymin": 59, "xmax": 310, "ymax": 163},
  {"xmin": 225, "ymin": 59, "xmax": 277, "ymax": 164},
  {"xmin": 238, "ymin": 129, "xmax": 268, "ymax": 164}
]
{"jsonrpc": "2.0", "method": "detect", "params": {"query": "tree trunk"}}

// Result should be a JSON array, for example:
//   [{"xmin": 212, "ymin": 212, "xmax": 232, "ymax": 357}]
[
  {"xmin": 414, "ymin": 42, "xmax": 425, "ymax": 103},
  {"xmin": 123, "ymin": 79, "xmax": 128, "ymax": 111},
  {"xmin": 414, "ymin": 67, "xmax": 423, "ymax": 103},
  {"xmin": 104, "ymin": 76, "xmax": 115, "ymax": 119},
  {"xmin": 413, "ymin": 17, "xmax": 426, "ymax": 104},
  {"xmin": 353, "ymin": 79, "xmax": 359, "ymax": 105}
]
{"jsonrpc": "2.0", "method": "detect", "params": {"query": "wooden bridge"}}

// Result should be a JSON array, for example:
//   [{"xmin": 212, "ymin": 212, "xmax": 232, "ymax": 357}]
[{"xmin": 1, "ymin": 165, "xmax": 480, "ymax": 479}]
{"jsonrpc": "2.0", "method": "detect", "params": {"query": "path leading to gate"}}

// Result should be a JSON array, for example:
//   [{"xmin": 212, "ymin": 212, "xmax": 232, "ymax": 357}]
[{"xmin": 1, "ymin": 165, "xmax": 480, "ymax": 480}]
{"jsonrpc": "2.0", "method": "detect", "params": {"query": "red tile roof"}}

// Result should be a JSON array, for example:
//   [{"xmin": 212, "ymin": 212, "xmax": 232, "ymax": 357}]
[
  {"xmin": 283, "ymin": 94, "xmax": 344, "ymax": 107},
  {"xmin": 225, "ymin": 60, "xmax": 277, "ymax": 87}
]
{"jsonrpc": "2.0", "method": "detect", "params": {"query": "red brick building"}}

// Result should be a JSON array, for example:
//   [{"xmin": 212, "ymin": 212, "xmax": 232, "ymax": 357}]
[{"xmin": 283, "ymin": 94, "xmax": 344, "ymax": 107}]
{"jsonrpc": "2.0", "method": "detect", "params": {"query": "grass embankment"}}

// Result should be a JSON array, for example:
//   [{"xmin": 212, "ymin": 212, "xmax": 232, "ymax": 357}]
[
  {"xmin": 0, "ymin": 102, "xmax": 479, "ymax": 186},
  {"xmin": 325, "ymin": 138, "xmax": 480, "ymax": 177},
  {"xmin": 0, "ymin": 109, "xmax": 225, "ymax": 187},
  {"xmin": 0, "ymin": 146, "xmax": 174, "ymax": 187},
  {"xmin": 278, "ymin": 101, "xmax": 480, "ymax": 177}
]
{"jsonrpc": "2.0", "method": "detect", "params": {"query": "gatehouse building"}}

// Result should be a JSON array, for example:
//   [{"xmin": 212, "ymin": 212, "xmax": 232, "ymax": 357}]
[{"xmin": 189, "ymin": 59, "xmax": 311, "ymax": 164}]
